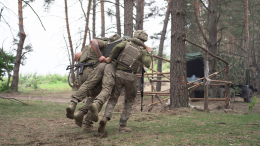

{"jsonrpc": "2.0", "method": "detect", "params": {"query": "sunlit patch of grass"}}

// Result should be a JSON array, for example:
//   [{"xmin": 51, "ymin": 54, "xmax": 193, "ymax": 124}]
[{"xmin": 18, "ymin": 83, "xmax": 72, "ymax": 94}]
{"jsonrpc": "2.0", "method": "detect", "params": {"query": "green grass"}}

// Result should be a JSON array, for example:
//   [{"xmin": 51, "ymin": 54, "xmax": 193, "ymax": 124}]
[
  {"xmin": 18, "ymin": 83, "xmax": 72, "ymax": 93},
  {"xmin": 1, "ymin": 98, "xmax": 259, "ymax": 145}
]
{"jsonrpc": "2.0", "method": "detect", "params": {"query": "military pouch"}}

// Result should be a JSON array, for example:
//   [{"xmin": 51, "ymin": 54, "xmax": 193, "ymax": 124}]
[{"xmin": 117, "ymin": 41, "xmax": 142, "ymax": 72}]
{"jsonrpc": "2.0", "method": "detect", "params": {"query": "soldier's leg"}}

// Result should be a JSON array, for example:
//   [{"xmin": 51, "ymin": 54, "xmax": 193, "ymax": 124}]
[
  {"xmin": 90, "ymin": 63, "xmax": 116, "ymax": 122},
  {"xmin": 74, "ymin": 81, "xmax": 102, "ymax": 127},
  {"xmin": 98, "ymin": 75, "xmax": 124, "ymax": 133},
  {"xmin": 71, "ymin": 63, "xmax": 106, "ymax": 103},
  {"xmin": 119, "ymin": 73, "xmax": 137, "ymax": 133},
  {"xmin": 66, "ymin": 63, "xmax": 105, "ymax": 119}
]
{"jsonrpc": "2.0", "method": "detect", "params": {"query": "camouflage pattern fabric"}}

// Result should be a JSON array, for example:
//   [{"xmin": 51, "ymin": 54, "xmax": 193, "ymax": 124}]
[
  {"xmin": 103, "ymin": 70, "xmax": 137, "ymax": 127},
  {"xmin": 71, "ymin": 63, "xmax": 106, "ymax": 103},
  {"xmin": 92, "ymin": 63, "xmax": 116, "ymax": 105}
]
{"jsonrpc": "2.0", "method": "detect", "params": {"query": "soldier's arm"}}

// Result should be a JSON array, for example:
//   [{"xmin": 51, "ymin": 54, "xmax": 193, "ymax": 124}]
[
  {"xmin": 107, "ymin": 41, "xmax": 127, "ymax": 62},
  {"xmin": 142, "ymin": 49, "xmax": 152, "ymax": 68},
  {"xmin": 90, "ymin": 39, "xmax": 106, "ymax": 62}
]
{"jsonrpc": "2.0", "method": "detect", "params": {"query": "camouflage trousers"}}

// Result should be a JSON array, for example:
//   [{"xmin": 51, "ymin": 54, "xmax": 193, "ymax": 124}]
[
  {"xmin": 72, "ymin": 62, "xmax": 116, "ymax": 112},
  {"xmin": 70, "ymin": 67, "xmax": 102, "ymax": 104},
  {"xmin": 103, "ymin": 70, "xmax": 137, "ymax": 127}
]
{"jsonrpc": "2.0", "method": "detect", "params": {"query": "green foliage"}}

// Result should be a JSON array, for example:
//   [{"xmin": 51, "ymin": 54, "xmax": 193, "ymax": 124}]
[
  {"xmin": 0, "ymin": 50, "xmax": 15, "ymax": 81},
  {"xmin": 233, "ymin": 84, "xmax": 242, "ymax": 95},
  {"xmin": 32, "ymin": 73, "xmax": 38, "ymax": 89},
  {"xmin": 247, "ymin": 96, "xmax": 258, "ymax": 113},
  {"xmin": 216, "ymin": 54, "xmax": 246, "ymax": 85},
  {"xmin": 19, "ymin": 73, "xmax": 68, "ymax": 87},
  {"xmin": 0, "ymin": 81, "xmax": 11, "ymax": 92}
]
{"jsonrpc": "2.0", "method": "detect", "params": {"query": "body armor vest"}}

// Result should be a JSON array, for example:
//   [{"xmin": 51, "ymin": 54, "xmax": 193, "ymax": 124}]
[
  {"xmin": 103, "ymin": 38, "xmax": 123, "ymax": 59},
  {"xmin": 117, "ymin": 41, "xmax": 143, "ymax": 72}
]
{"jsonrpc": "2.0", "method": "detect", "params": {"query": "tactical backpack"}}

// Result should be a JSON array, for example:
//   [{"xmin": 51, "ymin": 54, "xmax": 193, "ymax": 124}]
[
  {"xmin": 117, "ymin": 41, "xmax": 143, "ymax": 72},
  {"xmin": 103, "ymin": 38, "xmax": 123, "ymax": 59}
]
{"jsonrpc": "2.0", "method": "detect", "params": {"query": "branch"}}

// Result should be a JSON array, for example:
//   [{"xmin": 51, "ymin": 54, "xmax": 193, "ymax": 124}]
[
  {"xmin": 63, "ymin": 35, "xmax": 71, "ymax": 65},
  {"xmin": 193, "ymin": 1, "xmax": 209, "ymax": 45},
  {"xmin": 199, "ymin": 0, "xmax": 211, "ymax": 12},
  {"xmin": 79, "ymin": 0, "xmax": 87, "ymax": 21},
  {"xmin": 217, "ymin": 26, "xmax": 228, "ymax": 32},
  {"xmin": 95, "ymin": 0, "xmax": 124, "ymax": 8},
  {"xmin": 0, "ymin": 96, "xmax": 28, "ymax": 105},
  {"xmin": 22, "ymin": 0, "xmax": 46, "ymax": 31},
  {"xmin": 0, "ymin": 7, "xmax": 3, "ymax": 22}
]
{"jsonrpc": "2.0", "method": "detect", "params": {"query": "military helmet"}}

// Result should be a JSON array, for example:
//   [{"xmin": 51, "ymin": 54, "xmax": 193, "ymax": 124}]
[
  {"xmin": 134, "ymin": 30, "xmax": 148, "ymax": 42},
  {"xmin": 109, "ymin": 34, "xmax": 120, "ymax": 42}
]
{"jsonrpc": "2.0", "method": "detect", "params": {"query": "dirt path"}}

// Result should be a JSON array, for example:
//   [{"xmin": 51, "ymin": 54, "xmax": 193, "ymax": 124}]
[{"xmin": 1, "ymin": 90, "xmax": 260, "ymax": 114}]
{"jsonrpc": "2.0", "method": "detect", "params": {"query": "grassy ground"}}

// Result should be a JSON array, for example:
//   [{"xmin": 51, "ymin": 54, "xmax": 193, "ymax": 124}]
[
  {"xmin": 18, "ymin": 83, "xmax": 72, "ymax": 93},
  {"xmin": 0, "ymin": 98, "xmax": 260, "ymax": 146}
]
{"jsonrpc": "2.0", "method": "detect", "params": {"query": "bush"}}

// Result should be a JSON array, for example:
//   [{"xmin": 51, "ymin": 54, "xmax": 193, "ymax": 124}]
[{"xmin": 0, "ymin": 82, "xmax": 11, "ymax": 92}]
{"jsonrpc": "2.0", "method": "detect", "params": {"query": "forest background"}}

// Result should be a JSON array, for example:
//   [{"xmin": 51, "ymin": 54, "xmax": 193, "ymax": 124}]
[{"xmin": 1, "ymin": 0, "xmax": 260, "ymax": 98}]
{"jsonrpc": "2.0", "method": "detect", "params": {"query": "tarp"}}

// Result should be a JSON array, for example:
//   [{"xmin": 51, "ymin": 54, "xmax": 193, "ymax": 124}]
[{"xmin": 186, "ymin": 52, "xmax": 204, "ymax": 62}]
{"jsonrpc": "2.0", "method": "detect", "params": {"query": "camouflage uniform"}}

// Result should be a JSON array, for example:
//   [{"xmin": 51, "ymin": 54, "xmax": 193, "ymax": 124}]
[
  {"xmin": 70, "ymin": 41, "xmax": 107, "ymax": 104},
  {"xmin": 66, "ymin": 40, "xmax": 107, "ymax": 120},
  {"xmin": 72, "ymin": 62, "xmax": 116, "ymax": 111},
  {"xmin": 101, "ymin": 31, "xmax": 152, "ymax": 128}
]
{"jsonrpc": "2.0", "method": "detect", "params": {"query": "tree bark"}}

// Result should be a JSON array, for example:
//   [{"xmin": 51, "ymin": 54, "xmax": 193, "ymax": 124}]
[
  {"xmin": 116, "ymin": 0, "xmax": 121, "ymax": 36},
  {"xmin": 93, "ymin": 0, "xmax": 96, "ymax": 38},
  {"xmin": 244, "ymin": 0, "xmax": 249, "ymax": 68},
  {"xmin": 257, "ymin": 19, "xmax": 260, "ymax": 94},
  {"xmin": 101, "ymin": 0, "xmax": 105, "ymax": 37},
  {"xmin": 135, "ymin": 0, "xmax": 144, "ymax": 30},
  {"xmin": 64, "ymin": 0, "xmax": 76, "ymax": 90},
  {"xmin": 156, "ymin": 0, "xmax": 172, "ymax": 91},
  {"xmin": 11, "ymin": 0, "xmax": 27, "ymax": 91},
  {"xmin": 124, "ymin": 0, "xmax": 133, "ymax": 37},
  {"xmin": 170, "ymin": 0, "xmax": 188, "ymax": 108},
  {"xmin": 82, "ymin": 0, "xmax": 92, "ymax": 50},
  {"xmin": 208, "ymin": 0, "xmax": 218, "ymax": 74}
]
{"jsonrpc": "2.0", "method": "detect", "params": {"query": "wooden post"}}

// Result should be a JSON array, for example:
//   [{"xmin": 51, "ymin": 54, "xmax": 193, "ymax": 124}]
[
  {"xmin": 225, "ymin": 65, "xmax": 230, "ymax": 109},
  {"xmin": 151, "ymin": 55, "xmax": 154, "ymax": 104},
  {"xmin": 204, "ymin": 52, "xmax": 209, "ymax": 111}
]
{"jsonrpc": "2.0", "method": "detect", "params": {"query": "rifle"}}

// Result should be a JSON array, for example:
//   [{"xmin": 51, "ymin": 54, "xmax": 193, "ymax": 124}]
[
  {"xmin": 66, "ymin": 62, "xmax": 96, "ymax": 75},
  {"xmin": 141, "ymin": 67, "xmax": 145, "ymax": 112}
]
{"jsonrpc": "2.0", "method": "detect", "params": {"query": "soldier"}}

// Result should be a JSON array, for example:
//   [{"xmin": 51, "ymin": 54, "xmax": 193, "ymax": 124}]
[
  {"xmin": 68, "ymin": 34, "xmax": 125, "ymax": 131},
  {"xmin": 92, "ymin": 30, "xmax": 152, "ymax": 133},
  {"xmin": 66, "ymin": 38, "xmax": 107, "ymax": 120}
]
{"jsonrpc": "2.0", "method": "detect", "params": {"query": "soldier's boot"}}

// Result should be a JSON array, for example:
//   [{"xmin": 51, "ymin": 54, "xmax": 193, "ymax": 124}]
[
  {"xmin": 74, "ymin": 111, "xmax": 86, "ymax": 127},
  {"xmin": 89, "ymin": 102, "xmax": 100, "ymax": 122},
  {"xmin": 66, "ymin": 102, "xmax": 77, "ymax": 119},
  {"xmin": 81, "ymin": 121, "xmax": 96, "ymax": 133},
  {"xmin": 98, "ymin": 117, "xmax": 108, "ymax": 133},
  {"xmin": 119, "ymin": 126, "xmax": 132, "ymax": 133}
]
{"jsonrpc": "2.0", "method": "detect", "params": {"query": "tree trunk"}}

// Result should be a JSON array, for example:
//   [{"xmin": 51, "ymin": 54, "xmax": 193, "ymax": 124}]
[
  {"xmin": 11, "ymin": 0, "xmax": 26, "ymax": 91},
  {"xmin": 135, "ymin": 0, "xmax": 144, "ymax": 30},
  {"xmin": 170, "ymin": 0, "xmax": 188, "ymax": 108},
  {"xmin": 124, "ymin": 0, "xmax": 133, "ymax": 37},
  {"xmin": 257, "ymin": 19, "xmax": 260, "ymax": 94},
  {"xmin": 93, "ymin": 0, "xmax": 96, "ymax": 38},
  {"xmin": 208, "ymin": 0, "xmax": 218, "ymax": 74},
  {"xmin": 82, "ymin": 0, "xmax": 92, "ymax": 50},
  {"xmin": 64, "ymin": 0, "xmax": 76, "ymax": 90},
  {"xmin": 244, "ymin": 0, "xmax": 249, "ymax": 68},
  {"xmin": 101, "ymin": 0, "xmax": 105, "ymax": 37},
  {"xmin": 116, "ymin": 0, "xmax": 121, "ymax": 36},
  {"xmin": 156, "ymin": 0, "xmax": 172, "ymax": 91}
]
